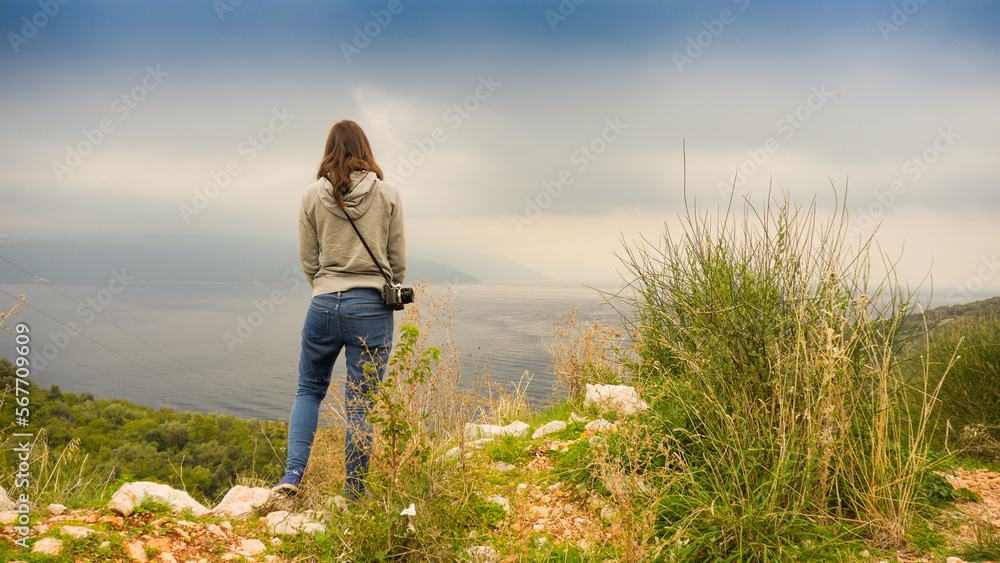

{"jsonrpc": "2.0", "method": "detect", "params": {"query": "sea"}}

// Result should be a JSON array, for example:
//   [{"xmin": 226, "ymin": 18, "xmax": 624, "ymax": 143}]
[{"xmin": 0, "ymin": 282, "xmax": 626, "ymax": 421}]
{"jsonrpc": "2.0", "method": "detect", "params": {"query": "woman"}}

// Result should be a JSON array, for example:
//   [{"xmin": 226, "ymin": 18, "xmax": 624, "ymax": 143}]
[{"xmin": 273, "ymin": 120, "xmax": 405, "ymax": 500}]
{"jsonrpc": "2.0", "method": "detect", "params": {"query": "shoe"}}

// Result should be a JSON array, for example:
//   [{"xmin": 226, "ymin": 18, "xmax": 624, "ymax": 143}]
[{"xmin": 272, "ymin": 468, "xmax": 304, "ymax": 495}]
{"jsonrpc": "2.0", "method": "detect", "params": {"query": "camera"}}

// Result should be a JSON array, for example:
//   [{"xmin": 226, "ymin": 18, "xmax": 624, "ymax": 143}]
[{"xmin": 383, "ymin": 282, "xmax": 414, "ymax": 310}]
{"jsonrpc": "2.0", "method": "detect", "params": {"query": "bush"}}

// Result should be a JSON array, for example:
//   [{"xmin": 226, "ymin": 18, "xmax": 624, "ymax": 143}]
[
  {"xmin": 924, "ymin": 313, "xmax": 1000, "ymax": 458},
  {"xmin": 609, "ymin": 190, "xmax": 949, "ymax": 559}
]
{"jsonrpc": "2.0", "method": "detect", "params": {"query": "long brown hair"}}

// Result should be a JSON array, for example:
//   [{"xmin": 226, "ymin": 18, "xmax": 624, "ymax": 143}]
[{"xmin": 316, "ymin": 120, "xmax": 384, "ymax": 208}]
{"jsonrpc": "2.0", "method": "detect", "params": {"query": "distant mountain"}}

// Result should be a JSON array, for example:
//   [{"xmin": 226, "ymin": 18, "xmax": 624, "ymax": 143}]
[
  {"xmin": 0, "ymin": 240, "xmax": 477, "ymax": 285},
  {"xmin": 407, "ymin": 257, "xmax": 479, "ymax": 285},
  {"xmin": 417, "ymin": 247, "xmax": 550, "ymax": 284}
]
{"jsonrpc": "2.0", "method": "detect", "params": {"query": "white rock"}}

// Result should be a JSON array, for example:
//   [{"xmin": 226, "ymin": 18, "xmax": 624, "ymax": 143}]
[
  {"xmin": 532, "ymin": 420, "xmax": 567, "ymax": 439},
  {"xmin": 486, "ymin": 495, "xmax": 510, "ymax": 512},
  {"xmin": 400, "ymin": 503, "xmax": 417, "ymax": 516},
  {"xmin": 0, "ymin": 485, "xmax": 12, "ymax": 511},
  {"xmin": 31, "ymin": 537, "xmax": 63, "ymax": 555},
  {"xmin": 240, "ymin": 539, "xmax": 266, "ymax": 556},
  {"xmin": 445, "ymin": 437, "xmax": 494, "ymax": 458},
  {"xmin": 264, "ymin": 510, "xmax": 327, "ymax": 535},
  {"xmin": 946, "ymin": 558, "xmax": 965, "ymax": 563},
  {"xmin": 585, "ymin": 419, "xmax": 614, "ymax": 433},
  {"xmin": 35, "ymin": 523, "xmax": 49, "ymax": 534},
  {"xmin": 61, "ymin": 525, "xmax": 97, "ymax": 539},
  {"xmin": 160, "ymin": 554, "xmax": 179, "ymax": 563},
  {"xmin": 0, "ymin": 510, "xmax": 17, "ymax": 524},
  {"xmin": 108, "ymin": 482, "xmax": 210, "ymax": 517},
  {"xmin": 568, "ymin": 413, "xmax": 587, "ymax": 424},
  {"xmin": 465, "ymin": 545, "xmax": 499, "ymax": 563},
  {"xmin": 584, "ymin": 384, "xmax": 649, "ymax": 416},
  {"xmin": 211, "ymin": 485, "xmax": 276, "ymax": 519},
  {"xmin": 494, "ymin": 462, "xmax": 516, "ymax": 472},
  {"xmin": 208, "ymin": 523, "xmax": 227, "ymax": 538},
  {"xmin": 464, "ymin": 420, "xmax": 530, "ymax": 440},
  {"xmin": 47, "ymin": 503, "xmax": 67, "ymax": 515},
  {"xmin": 220, "ymin": 520, "xmax": 233, "ymax": 532}
]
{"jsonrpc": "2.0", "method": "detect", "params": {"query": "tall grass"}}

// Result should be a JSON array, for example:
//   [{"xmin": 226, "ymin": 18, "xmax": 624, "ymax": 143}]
[
  {"xmin": 610, "ymin": 189, "xmax": 952, "ymax": 559},
  {"xmin": 922, "ymin": 313, "xmax": 1000, "ymax": 458}
]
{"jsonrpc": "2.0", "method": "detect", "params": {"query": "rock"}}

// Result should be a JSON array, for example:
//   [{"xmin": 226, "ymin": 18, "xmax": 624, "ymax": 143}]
[
  {"xmin": 569, "ymin": 413, "xmax": 587, "ymax": 424},
  {"xmin": 585, "ymin": 419, "xmax": 614, "ymax": 433},
  {"xmin": 600, "ymin": 505, "xmax": 617, "ymax": 521},
  {"xmin": 108, "ymin": 482, "xmax": 210, "ymax": 517},
  {"xmin": 328, "ymin": 495, "xmax": 349, "ymax": 512},
  {"xmin": 530, "ymin": 505, "xmax": 550, "ymax": 519},
  {"xmin": 220, "ymin": 520, "xmax": 233, "ymax": 532},
  {"xmin": 494, "ymin": 462, "xmax": 516, "ymax": 472},
  {"xmin": 125, "ymin": 540, "xmax": 147, "ymax": 562},
  {"xmin": 0, "ymin": 511, "xmax": 17, "ymax": 524},
  {"xmin": 464, "ymin": 420, "xmax": 530, "ymax": 440},
  {"xmin": 486, "ymin": 495, "xmax": 510, "ymax": 512},
  {"xmin": 264, "ymin": 510, "xmax": 327, "ymax": 535},
  {"xmin": 47, "ymin": 503, "xmax": 67, "ymax": 515},
  {"xmin": 211, "ymin": 485, "xmax": 276, "ymax": 519},
  {"xmin": 35, "ymin": 523, "xmax": 49, "ymax": 534},
  {"xmin": 208, "ymin": 523, "xmax": 228, "ymax": 538},
  {"xmin": 264, "ymin": 556, "xmax": 284, "ymax": 563},
  {"xmin": 946, "ymin": 558, "xmax": 965, "ymax": 563},
  {"xmin": 240, "ymin": 539, "xmax": 266, "ymax": 556},
  {"xmin": 465, "ymin": 545, "xmax": 499, "ymax": 563},
  {"xmin": 445, "ymin": 437, "xmax": 495, "ymax": 458},
  {"xmin": 584, "ymin": 384, "xmax": 648, "ymax": 416},
  {"xmin": 160, "ymin": 554, "xmax": 179, "ymax": 563},
  {"xmin": 0, "ymin": 485, "xmax": 12, "ymax": 511},
  {"xmin": 147, "ymin": 537, "xmax": 172, "ymax": 552},
  {"xmin": 61, "ymin": 525, "xmax": 97, "ymax": 539},
  {"xmin": 31, "ymin": 537, "xmax": 63, "ymax": 555},
  {"xmin": 532, "ymin": 420, "xmax": 567, "ymax": 439}
]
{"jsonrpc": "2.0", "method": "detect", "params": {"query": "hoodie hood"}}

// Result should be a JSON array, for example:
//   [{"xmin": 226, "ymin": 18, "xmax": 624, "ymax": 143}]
[{"xmin": 318, "ymin": 170, "xmax": 378, "ymax": 220}]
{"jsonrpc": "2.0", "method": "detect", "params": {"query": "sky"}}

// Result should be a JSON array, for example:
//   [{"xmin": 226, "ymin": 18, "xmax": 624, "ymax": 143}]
[{"xmin": 1, "ymin": 0, "xmax": 999, "ymax": 299}]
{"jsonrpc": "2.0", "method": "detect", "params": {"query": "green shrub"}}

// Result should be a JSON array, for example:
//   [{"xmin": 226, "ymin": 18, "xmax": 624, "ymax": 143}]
[
  {"xmin": 611, "ymin": 190, "xmax": 949, "ymax": 559},
  {"xmin": 923, "ymin": 314, "xmax": 1000, "ymax": 457}
]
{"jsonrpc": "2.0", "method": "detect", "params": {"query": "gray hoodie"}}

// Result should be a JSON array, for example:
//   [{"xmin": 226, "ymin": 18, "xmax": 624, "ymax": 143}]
[{"xmin": 298, "ymin": 170, "xmax": 406, "ymax": 297}]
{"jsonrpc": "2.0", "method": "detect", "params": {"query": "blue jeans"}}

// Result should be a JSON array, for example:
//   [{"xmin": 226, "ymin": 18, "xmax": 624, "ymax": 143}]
[{"xmin": 286, "ymin": 288, "xmax": 393, "ymax": 500}]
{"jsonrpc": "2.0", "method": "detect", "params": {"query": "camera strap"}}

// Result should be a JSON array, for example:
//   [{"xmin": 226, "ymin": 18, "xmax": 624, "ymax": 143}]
[{"xmin": 344, "ymin": 211, "xmax": 394, "ymax": 286}]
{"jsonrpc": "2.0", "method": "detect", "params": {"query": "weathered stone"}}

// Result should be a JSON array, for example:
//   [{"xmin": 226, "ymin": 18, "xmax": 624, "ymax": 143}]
[
  {"xmin": 61, "ymin": 525, "xmax": 97, "ymax": 539},
  {"xmin": 108, "ymin": 482, "xmax": 210, "ymax": 517},
  {"xmin": 494, "ymin": 462, "xmax": 516, "ymax": 472},
  {"xmin": 160, "ymin": 554, "xmax": 179, "ymax": 563},
  {"xmin": 31, "ymin": 537, "xmax": 63, "ymax": 555},
  {"xmin": 125, "ymin": 540, "xmax": 147, "ymax": 562},
  {"xmin": 585, "ymin": 419, "xmax": 614, "ymax": 433},
  {"xmin": 240, "ymin": 539, "xmax": 266, "ymax": 556},
  {"xmin": 584, "ymin": 384, "xmax": 648, "ymax": 416},
  {"xmin": 465, "ymin": 545, "xmax": 499, "ymax": 563},
  {"xmin": 147, "ymin": 537, "xmax": 172, "ymax": 552},
  {"xmin": 464, "ymin": 420, "xmax": 530, "ymax": 440},
  {"xmin": 211, "ymin": 485, "xmax": 275, "ymax": 519},
  {"xmin": 0, "ymin": 510, "xmax": 17, "ymax": 524},
  {"xmin": 264, "ymin": 510, "xmax": 327, "ymax": 535},
  {"xmin": 47, "ymin": 503, "xmax": 67, "ymax": 515},
  {"xmin": 532, "ymin": 420, "xmax": 567, "ymax": 439},
  {"xmin": 0, "ymin": 485, "xmax": 12, "ymax": 511},
  {"xmin": 568, "ymin": 413, "xmax": 587, "ymax": 424},
  {"xmin": 530, "ymin": 505, "xmax": 550, "ymax": 519},
  {"xmin": 445, "ymin": 437, "xmax": 494, "ymax": 458},
  {"xmin": 486, "ymin": 495, "xmax": 510, "ymax": 512}
]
